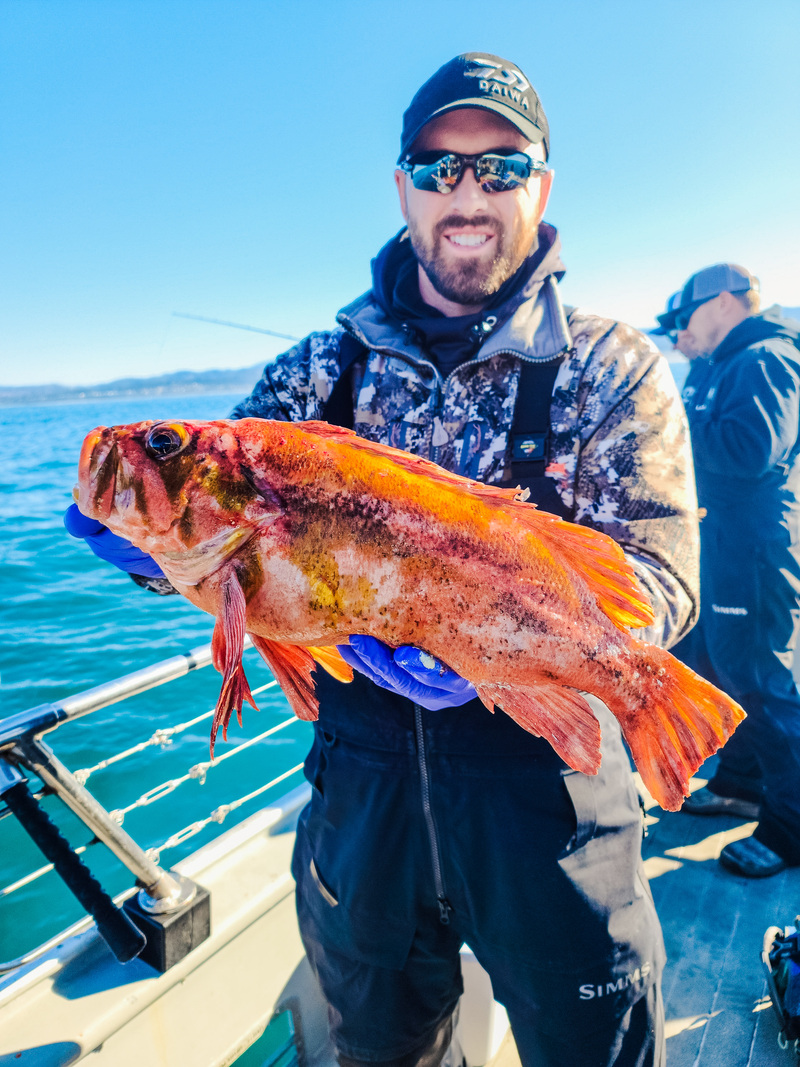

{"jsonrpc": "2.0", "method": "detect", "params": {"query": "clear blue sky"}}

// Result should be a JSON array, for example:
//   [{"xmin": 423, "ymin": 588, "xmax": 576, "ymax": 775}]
[{"xmin": 2, "ymin": 0, "xmax": 799, "ymax": 386}]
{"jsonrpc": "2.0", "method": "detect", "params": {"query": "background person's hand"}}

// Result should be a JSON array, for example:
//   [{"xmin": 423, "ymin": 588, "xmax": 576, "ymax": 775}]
[
  {"xmin": 337, "ymin": 635, "xmax": 477, "ymax": 710},
  {"xmin": 64, "ymin": 504, "xmax": 165, "ymax": 578}
]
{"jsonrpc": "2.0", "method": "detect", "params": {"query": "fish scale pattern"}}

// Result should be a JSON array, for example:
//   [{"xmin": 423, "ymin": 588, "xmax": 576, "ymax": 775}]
[{"xmin": 230, "ymin": 305, "xmax": 699, "ymax": 649}]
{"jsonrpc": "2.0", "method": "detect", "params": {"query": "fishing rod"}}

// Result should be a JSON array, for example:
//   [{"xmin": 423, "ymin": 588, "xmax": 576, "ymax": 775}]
[{"xmin": 172, "ymin": 312, "xmax": 301, "ymax": 342}]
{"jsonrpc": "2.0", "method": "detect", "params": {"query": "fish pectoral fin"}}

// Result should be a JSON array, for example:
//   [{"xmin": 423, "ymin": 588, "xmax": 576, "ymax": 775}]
[
  {"xmin": 527, "ymin": 517, "xmax": 655, "ymax": 632},
  {"xmin": 210, "ymin": 570, "xmax": 259, "ymax": 757},
  {"xmin": 306, "ymin": 646, "xmax": 354, "ymax": 684},
  {"xmin": 249, "ymin": 636, "xmax": 321, "ymax": 722},
  {"xmin": 475, "ymin": 682, "xmax": 602, "ymax": 776}
]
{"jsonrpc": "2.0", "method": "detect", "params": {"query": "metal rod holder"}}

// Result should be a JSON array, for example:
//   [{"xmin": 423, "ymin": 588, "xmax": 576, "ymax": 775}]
[
  {"xmin": 0, "ymin": 640, "xmax": 227, "ymax": 971},
  {"xmin": 11, "ymin": 738, "xmax": 184, "ymax": 905}
]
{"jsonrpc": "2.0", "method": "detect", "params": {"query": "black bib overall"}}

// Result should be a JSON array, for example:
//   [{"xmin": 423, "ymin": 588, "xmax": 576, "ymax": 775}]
[{"xmin": 292, "ymin": 348, "xmax": 666, "ymax": 1067}]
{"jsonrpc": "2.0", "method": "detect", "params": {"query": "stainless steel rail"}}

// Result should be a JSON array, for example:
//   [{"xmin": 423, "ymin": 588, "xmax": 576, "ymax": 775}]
[
  {"xmin": 0, "ymin": 886, "xmax": 139, "ymax": 976},
  {"xmin": 0, "ymin": 641, "xmax": 222, "ymax": 750},
  {"xmin": 0, "ymin": 638, "xmax": 249, "ymax": 971}
]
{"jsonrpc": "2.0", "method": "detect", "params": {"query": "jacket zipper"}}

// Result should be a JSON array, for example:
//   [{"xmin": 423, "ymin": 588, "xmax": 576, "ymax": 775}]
[
  {"xmin": 414, "ymin": 704, "xmax": 452, "ymax": 925},
  {"xmin": 429, "ymin": 349, "xmax": 568, "ymax": 467},
  {"xmin": 341, "ymin": 319, "xmax": 570, "ymax": 465}
]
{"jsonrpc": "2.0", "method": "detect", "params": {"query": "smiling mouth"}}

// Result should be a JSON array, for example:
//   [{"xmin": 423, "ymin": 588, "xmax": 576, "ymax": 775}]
[{"xmin": 446, "ymin": 232, "xmax": 492, "ymax": 248}]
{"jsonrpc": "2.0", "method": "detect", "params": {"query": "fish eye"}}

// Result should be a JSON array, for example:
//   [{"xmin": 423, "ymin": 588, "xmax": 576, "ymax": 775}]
[{"xmin": 145, "ymin": 423, "xmax": 189, "ymax": 460}]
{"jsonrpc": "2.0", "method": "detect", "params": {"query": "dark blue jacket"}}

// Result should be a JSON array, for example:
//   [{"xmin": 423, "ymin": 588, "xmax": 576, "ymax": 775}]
[{"xmin": 682, "ymin": 313, "xmax": 800, "ymax": 534}]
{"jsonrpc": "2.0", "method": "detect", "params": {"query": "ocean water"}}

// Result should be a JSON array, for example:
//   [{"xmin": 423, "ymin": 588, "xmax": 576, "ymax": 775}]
[{"xmin": 0, "ymin": 394, "xmax": 311, "ymax": 963}]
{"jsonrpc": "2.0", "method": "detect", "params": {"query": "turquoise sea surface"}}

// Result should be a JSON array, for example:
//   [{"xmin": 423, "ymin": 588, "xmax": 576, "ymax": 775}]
[
  {"xmin": 0, "ymin": 364, "xmax": 689, "ymax": 964},
  {"xmin": 0, "ymin": 394, "xmax": 311, "ymax": 963}
]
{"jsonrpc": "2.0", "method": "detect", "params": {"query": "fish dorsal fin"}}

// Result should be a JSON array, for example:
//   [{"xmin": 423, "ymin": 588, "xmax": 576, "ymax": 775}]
[
  {"xmin": 302, "ymin": 420, "xmax": 359, "ymax": 438},
  {"xmin": 300, "ymin": 420, "xmax": 535, "ymax": 505}
]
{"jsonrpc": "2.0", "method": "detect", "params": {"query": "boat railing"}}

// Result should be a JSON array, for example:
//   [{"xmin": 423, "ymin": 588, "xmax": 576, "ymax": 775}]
[{"xmin": 0, "ymin": 639, "xmax": 307, "ymax": 976}]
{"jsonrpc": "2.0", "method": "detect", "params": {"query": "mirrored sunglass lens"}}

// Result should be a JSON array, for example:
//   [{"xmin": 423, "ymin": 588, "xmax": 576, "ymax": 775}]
[
  {"xmin": 411, "ymin": 154, "xmax": 461, "ymax": 193},
  {"xmin": 476, "ymin": 153, "xmax": 532, "ymax": 191}
]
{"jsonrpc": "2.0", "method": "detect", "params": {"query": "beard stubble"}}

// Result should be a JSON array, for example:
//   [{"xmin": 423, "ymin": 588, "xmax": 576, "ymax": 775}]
[{"xmin": 406, "ymin": 212, "xmax": 536, "ymax": 306}]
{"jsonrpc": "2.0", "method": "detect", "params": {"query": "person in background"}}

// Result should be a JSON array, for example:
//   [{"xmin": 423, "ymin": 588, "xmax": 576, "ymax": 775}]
[
  {"xmin": 68, "ymin": 53, "xmax": 704, "ymax": 1067},
  {"xmin": 653, "ymin": 264, "xmax": 800, "ymax": 877}
]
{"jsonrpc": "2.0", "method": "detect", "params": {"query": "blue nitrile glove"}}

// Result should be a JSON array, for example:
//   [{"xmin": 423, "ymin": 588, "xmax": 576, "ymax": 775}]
[
  {"xmin": 64, "ymin": 503, "xmax": 165, "ymax": 578},
  {"xmin": 337, "ymin": 635, "xmax": 477, "ymax": 711}
]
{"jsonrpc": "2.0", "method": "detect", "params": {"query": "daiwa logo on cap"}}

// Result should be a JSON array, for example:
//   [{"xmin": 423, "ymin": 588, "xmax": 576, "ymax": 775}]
[{"xmin": 465, "ymin": 56, "xmax": 531, "ymax": 109}]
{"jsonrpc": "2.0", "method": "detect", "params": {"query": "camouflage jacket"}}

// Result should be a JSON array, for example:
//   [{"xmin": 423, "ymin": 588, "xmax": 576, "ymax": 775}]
[{"xmin": 232, "ymin": 258, "xmax": 699, "ymax": 647}]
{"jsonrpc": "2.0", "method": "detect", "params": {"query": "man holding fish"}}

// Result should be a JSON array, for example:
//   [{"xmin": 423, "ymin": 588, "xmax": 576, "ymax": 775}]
[{"xmin": 68, "ymin": 53, "xmax": 722, "ymax": 1067}]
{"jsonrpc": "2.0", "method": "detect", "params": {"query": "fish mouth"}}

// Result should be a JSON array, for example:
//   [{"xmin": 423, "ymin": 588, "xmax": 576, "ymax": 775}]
[{"xmin": 77, "ymin": 427, "xmax": 117, "ymax": 523}]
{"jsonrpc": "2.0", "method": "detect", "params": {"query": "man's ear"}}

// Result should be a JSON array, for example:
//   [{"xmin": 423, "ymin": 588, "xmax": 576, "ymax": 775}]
[
  {"xmin": 717, "ymin": 291, "xmax": 737, "ymax": 312},
  {"xmin": 536, "ymin": 169, "xmax": 554, "ymax": 221},
  {"xmin": 394, "ymin": 169, "xmax": 409, "ymax": 221}
]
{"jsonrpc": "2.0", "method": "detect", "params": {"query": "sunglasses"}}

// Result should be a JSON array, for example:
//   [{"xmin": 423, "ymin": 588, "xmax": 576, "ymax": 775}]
[
  {"xmin": 399, "ymin": 150, "xmax": 547, "ymax": 194},
  {"xmin": 674, "ymin": 298, "xmax": 712, "ymax": 332}
]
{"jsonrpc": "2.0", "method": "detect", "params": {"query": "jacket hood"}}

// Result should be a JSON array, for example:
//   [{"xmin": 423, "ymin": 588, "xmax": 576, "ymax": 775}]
[
  {"xmin": 337, "ymin": 222, "xmax": 571, "ymax": 369},
  {"xmin": 713, "ymin": 311, "xmax": 800, "ymax": 362}
]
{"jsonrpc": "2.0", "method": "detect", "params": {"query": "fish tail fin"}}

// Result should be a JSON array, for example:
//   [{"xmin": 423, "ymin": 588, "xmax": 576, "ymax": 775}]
[
  {"xmin": 612, "ymin": 644, "xmax": 746, "ymax": 811},
  {"xmin": 210, "ymin": 571, "xmax": 258, "ymax": 757},
  {"xmin": 306, "ymin": 645, "xmax": 354, "ymax": 683},
  {"xmin": 250, "ymin": 636, "xmax": 321, "ymax": 722},
  {"xmin": 475, "ymin": 682, "xmax": 602, "ymax": 775}
]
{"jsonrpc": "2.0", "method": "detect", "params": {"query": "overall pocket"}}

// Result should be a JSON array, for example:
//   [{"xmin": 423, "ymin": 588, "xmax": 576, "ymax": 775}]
[{"xmin": 293, "ymin": 733, "xmax": 420, "ymax": 970}]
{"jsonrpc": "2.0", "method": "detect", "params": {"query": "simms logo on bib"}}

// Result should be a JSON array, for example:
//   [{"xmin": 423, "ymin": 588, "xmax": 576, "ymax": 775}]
[{"xmin": 579, "ymin": 961, "xmax": 652, "ymax": 1000}]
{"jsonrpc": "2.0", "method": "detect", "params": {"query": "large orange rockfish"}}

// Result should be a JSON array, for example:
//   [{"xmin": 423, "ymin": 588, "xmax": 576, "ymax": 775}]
[{"xmin": 76, "ymin": 418, "xmax": 745, "ymax": 811}]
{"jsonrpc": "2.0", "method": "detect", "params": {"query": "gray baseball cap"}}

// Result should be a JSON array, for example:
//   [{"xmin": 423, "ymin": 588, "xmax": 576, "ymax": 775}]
[{"xmin": 654, "ymin": 263, "xmax": 759, "ymax": 334}]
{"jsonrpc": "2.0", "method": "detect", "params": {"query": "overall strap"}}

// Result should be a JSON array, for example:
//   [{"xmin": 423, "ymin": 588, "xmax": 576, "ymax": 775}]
[
  {"xmin": 322, "ymin": 332, "xmax": 368, "ymax": 429},
  {"xmin": 507, "ymin": 355, "xmax": 570, "ymax": 518},
  {"xmin": 510, "ymin": 356, "xmax": 564, "ymax": 482}
]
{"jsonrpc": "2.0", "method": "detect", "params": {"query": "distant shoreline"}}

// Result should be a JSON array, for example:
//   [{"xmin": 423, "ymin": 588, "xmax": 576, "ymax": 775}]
[
  {"xmin": 0, "ymin": 387, "xmax": 253, "ymax": 409},
  {"xmin": 0, "ymin": 364, "xmax": 265, "ymax": 408},
  {"xmin": 1, "ymin": 344, "xmax": 695, "ymax": 408}
]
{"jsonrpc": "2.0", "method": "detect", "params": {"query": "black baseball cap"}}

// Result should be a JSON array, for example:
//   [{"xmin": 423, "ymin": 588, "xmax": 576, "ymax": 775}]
[{"xmin": 398, "ymin": 53, "xmax": 549, "ymax": 163}]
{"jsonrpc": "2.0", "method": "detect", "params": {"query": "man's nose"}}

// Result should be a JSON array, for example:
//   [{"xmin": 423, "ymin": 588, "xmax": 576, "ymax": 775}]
[{"xmin": 449, "ymin": 167, "xmax": 490, "ymax": 212}]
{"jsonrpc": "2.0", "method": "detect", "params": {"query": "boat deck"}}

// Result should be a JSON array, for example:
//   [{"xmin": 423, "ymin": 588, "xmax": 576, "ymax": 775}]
[
  {"xmin": 643, "ymin": 768, "xmax": 799, "ymax": 1066},
  {"xmin": 491, "ymin": 761, "xmax": 800, "ymax": 1067}
]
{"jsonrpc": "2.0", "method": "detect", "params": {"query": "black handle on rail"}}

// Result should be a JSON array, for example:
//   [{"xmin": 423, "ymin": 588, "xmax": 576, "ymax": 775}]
[{"xmin": 3, "ymin": 781, "xmax": 147, "ymax": 963}]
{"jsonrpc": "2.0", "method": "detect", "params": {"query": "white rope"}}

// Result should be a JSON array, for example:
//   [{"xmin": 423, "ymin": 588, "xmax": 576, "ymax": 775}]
[
  {"xmin": 0, "ymin": 699, "xmax": 308, "ymax": 900},
  {"xmin": 145, "ymin": 762, "xmax": 305, "ymax": 865},
  {"xmin": 0, "ymin": 845, "xmax": 89, "ymax": 899},
  {"xmin": 72, "ymin": 679, "xmax": 280, "ymax": 784},
  {"xmin": 110, "ymin": 714, "xmax": 299, "ymax": 823},
  {"xmin": 0, "ymin": 755, "xmax": 307, "ymax": 899}
]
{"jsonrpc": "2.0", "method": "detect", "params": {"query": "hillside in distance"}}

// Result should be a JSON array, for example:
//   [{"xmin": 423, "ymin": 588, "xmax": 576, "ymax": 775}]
[{"xmin": 0, "ymin": 362, "xmax": 266, "ymax": 407}]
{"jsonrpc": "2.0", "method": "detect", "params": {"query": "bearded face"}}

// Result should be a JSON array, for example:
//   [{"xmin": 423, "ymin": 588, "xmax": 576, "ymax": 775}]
[
  {"xmin": 395, "ymin": 109, "xmax": 551, "ymax": 313},
  {"xmin": 406, "ymin": 209, "xmax": 537, "ymax": 306}
]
